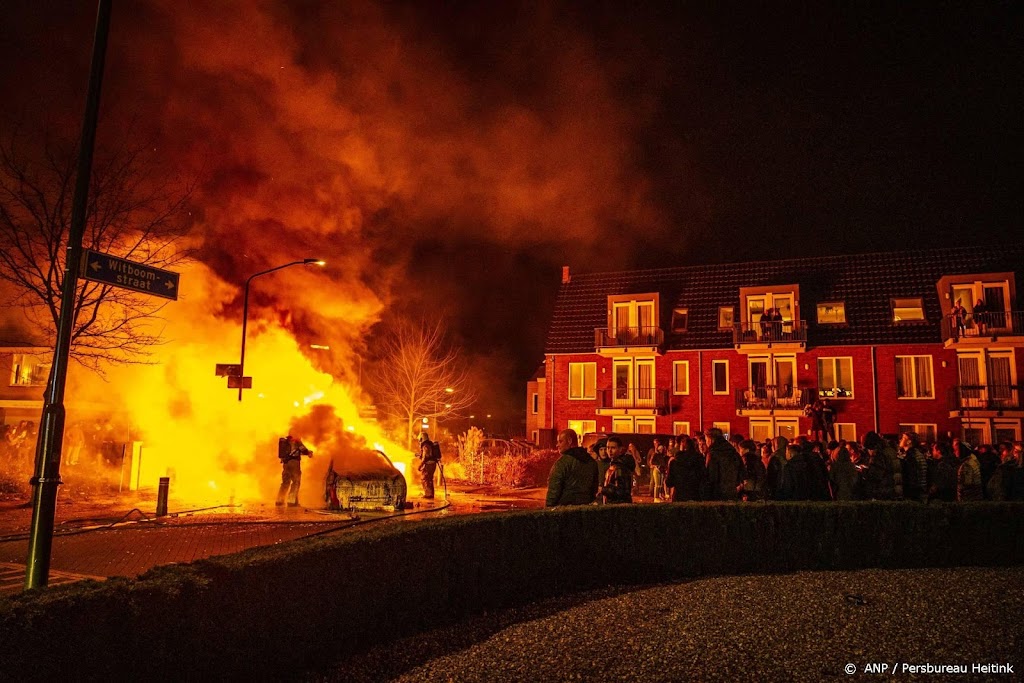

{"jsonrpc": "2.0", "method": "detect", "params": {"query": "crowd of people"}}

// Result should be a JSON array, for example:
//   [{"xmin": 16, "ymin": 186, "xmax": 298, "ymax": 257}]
[{"xmin": 545, "ymin": 427, "xmax": 1024, "ymax": 507}]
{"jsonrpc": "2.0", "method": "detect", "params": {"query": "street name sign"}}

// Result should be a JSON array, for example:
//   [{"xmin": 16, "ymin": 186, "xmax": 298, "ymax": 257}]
[
  {"xmin": 215, "ymin": 363, "xmax": 242, "ymax": 377},
  {"xmin": 81, "ymin": 249, "xmax": 180, "ymax": 300}
]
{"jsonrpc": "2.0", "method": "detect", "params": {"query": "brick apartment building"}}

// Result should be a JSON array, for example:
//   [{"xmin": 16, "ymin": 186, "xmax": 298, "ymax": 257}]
[{"xmin": 526, "ymin": 245, "xmax": 1024, "ymax": 448}]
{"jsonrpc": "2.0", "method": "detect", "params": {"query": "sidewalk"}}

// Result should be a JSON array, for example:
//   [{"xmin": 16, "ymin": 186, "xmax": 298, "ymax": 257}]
[{"xmin": 0, "ymin": 483, "xmax": 546, "ymax": 596}]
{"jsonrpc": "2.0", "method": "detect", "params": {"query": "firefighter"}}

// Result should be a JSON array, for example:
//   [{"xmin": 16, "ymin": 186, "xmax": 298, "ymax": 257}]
[
  {"xmin": 276, "ymin": 434, "xmax": 313, "ymax": 507},
  {"xmin": 416, "ymin": 432, "xmax": 441, "ymax": 499}
]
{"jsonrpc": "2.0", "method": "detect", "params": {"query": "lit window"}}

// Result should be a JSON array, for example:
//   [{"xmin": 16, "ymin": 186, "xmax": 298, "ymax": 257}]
[
  {"xmin": 895, "ymin": 356, "xmax": 934, "ymax": 398},
  {"xmin": 567, "ymin": 420, "xmax": 596, "ymax": 437},
  {"xmin": 817, "ymin": 358, "xmax": 854, "ymax": 398},
  {"xmin": 568, "ymin": 362, "xmax": 596, "ymax": 400},
  {"xmin": 10, "ymin": 354, "xmax": 50, "ymax": 387},
  {"xmin": 671, "ymin": 308, "xmax": 689, "ymax": 333},
  {"xmin": 712, "ymin": 360, "xmax": 729, "ymax": 395},
  {"xmin": 835, "ymin": 423, "xmax": 857, "ymax": 442},
  {"xmin": 892, "ymin": 298, "xmax": 925, "ymax": 323},
  {"xmin": 817, "ymin": 302, "xmax": 846, "ymax": 324},
  {"xmin": 673, "ymin": 421, "xmax": 691, "ymax": 436},
  {"xmin": 718, "ymin": 306, "xmax": 734, "ymax": 330},
  {"xmin": 672, "ymin": 361, "xmax": 689, "ymax": 395}
]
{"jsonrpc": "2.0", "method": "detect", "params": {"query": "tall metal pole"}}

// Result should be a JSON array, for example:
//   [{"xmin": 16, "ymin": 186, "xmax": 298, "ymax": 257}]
[
  {"xmin": 237, "ymin": 259, "xmax": 324, "ymax": 401},
  {"xmin": 25, "ymin": 0, "xmax": 113, "ymax": 590}
]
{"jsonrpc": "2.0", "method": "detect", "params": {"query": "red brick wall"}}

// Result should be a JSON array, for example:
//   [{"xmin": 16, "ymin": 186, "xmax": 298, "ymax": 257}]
[{"xmin": 547, "ymin": 342, "xmax": 965, "ymax": 441}]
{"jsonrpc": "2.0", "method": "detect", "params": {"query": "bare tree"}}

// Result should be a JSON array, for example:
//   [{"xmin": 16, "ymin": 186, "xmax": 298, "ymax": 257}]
[
  {"xmin": 0, "ymin": 132, "xmax": 192, "ymax": 372},
  {"xmin": 370, "ymin": 321, "xmax": 476, "ymax": 448}
]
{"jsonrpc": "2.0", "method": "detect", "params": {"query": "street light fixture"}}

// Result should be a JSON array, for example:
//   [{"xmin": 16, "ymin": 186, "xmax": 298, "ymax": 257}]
[{"xmin": 238, "ymin": 258, "xmax": 325, "ymax": 400}]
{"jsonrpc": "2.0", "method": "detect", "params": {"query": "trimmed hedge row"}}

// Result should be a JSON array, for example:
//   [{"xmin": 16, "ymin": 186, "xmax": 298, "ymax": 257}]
[{"xmin": 1, "ymin": 502, "xmax": 1022, "ymax": 681}]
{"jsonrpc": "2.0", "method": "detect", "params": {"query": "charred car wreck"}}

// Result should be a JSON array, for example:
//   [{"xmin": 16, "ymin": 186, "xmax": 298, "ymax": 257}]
[{"xmin": 324, "ymin": 449, "xmax": 407, "ymax": 512}]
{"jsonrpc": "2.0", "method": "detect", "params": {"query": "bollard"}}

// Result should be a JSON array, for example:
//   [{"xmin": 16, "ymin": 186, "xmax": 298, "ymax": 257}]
[{"xmin": 156, "ymin": 477, "xmax": 169, "ymax": 517}]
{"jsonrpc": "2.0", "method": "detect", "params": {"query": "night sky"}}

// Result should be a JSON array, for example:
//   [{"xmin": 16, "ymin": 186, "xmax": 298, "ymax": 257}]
[{"xmin": 2, "ymin": 1, "xmax": 1021, "ymax": 423}]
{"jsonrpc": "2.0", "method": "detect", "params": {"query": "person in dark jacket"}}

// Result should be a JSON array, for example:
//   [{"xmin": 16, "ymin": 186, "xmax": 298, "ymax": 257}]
[
  {"xmin": 416, "ymin": 432, "xmax": 442, "ymax": 499},
  {"xmin": 899, "ymin": 432, "xmax": 929, "ymax": 503},
  {"xmin": 976, "ymin": 444, "xmax": 1000, "ymax": 499},
  {"xmin": 706, "ymin": 428, "xmax": 743, "ymax": 501},
  {"xmin": 764, "ymin": 435, "xmax": 789, "ymax": 500},
  {"xmin": 601, "ymin": 435, "xmax": 634, "ymax": 504},
  {"xmin": 739, "ymin": 439, "xmax": 766, "ymax": 501},
  {"xmin": 666, "ymin": 435, "xmax": 705, "ymax": 501},
  {"xmin": 807, "ymin": 441, "xmax": 832, "ymax": 501},
  {"xmin": 987, "ymin": 442, "xmax": 1021, "ymax": 501},
  {"xmin": 780, "ymin": 444, "xmax": 811, "ymax": 500},
  {"xmin": 927, "ymin": 442, "xmax": 958, "ymax": 502},
  {"xmin": 862, "ymin": 432, "xmax": 901, "ymax": 500},
  {"xmin": 828, "ymin": 441, "xmax": 860, "ymax": 500},
  {"xmin": 591, "ymin": 439, "xmax": 610, "ymax": 503},
  {"xmin": 546, "ymin": 429, "xmax": 599, "ymax": 507}
]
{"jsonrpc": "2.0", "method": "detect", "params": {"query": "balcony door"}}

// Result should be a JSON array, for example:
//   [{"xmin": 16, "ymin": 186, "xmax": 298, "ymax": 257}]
[
  {"xmin": 613, "ymin": 300, "xmax": 656, "ymax": 344},
  {"xmin": 958, "ymin": 351, "xmax": 1016, "ymax": 408},
  {"xmin": 748, "ymin": 354, "xmax": 796, "ymax": 404},
  {"xmin": 746, "ymin": 292, "xmax": 795, "ymax": 339},
  {"xmin": 951, "ymin": 280, "xmax": 1011, "ymax": 333},
  {"xmin": 613, "ymin": 357, "xmax": 655, "ymax": 408}
]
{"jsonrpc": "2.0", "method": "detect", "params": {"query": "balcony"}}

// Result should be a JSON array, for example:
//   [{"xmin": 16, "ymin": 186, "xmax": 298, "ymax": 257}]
[
  {"xmin": 596, "ymin": 388, "xmax": 670, "ymax": 414},
  {"xmin": 735, "ymin": 385, "xmax": 810, "ymax": 414},
  {"xmin": 942, "ymin": 311, "xmax": 1024, "ymax": 346},
  {"xmin": 733, "ymin": 320, "xmax": 806, "ymax": 351},
  {"xmin": 594, "ymin": 326, "xmax": 664, "ymax": 354},
  {"xmin": 948, "ymin": 385, "xmax": 1023, "ymax": 413}
]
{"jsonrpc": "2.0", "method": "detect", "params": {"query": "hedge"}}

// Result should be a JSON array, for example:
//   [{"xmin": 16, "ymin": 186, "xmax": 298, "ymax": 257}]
[{"xmin": 0, "ymin": 502, "xmax": 1022, "ymax": 681}]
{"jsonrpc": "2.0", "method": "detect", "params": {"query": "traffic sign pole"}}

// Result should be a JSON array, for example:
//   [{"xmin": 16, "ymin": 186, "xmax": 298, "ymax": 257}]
[{"xmin": 25, "ymin": 0, "xmax": 112, "ymax": 591}]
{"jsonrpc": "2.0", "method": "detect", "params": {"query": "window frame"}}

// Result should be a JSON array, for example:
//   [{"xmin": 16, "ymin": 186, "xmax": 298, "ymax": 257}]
[
  {"xmin": 718, "ymin": 306, "xmax": 734, "ymax": 331},
  {"xmin": 898, "ymin": 423, "xmax": 937, "ymax": 442},
  {"xmin": 567, "ymin": 362, "xmax": 597, "ymax": 400},
  {"xmin": 817, "ymin": 356, "xmax": 855, "ymax": 399},
  {"xmin": 671, "ymin": 308, "xmax": 689, "ymax": 333},
  {"xmin": 10, "ymin": 353, "xmax": 50, "ymax": 387},
  {"xmin": 672, "ymin": 360, "xmax": 690, "ymax": 395},
  {"xmin": 673, "ymin": 421, "xmax": 691, "ymax": 437},
  {"xmin": 712, "ymin": 359, "xmax": 730, "ymax": 395},
  {"xmin": 531, "ymin": 392, "xmax": 539, "ymax": 414},
  {"xmin": 891, "ymin": 297, "xmax": 926, "ymax": 324},
  {"xmin": 816, "ymin": 301, "xmax": 847, "ymax": 325},
  {"xmin": 895, "ymin": 355, "xmax": 935, "ymax": 399},
  {"xmin": 567, "ymin": 419, "xmax": 596, "ymax": 437}
]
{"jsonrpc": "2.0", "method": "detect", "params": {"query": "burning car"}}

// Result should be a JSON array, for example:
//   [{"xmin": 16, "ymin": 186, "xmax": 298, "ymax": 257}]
[{"xmin": 323, "ymin": 448, "xmax": 407, "ymax": 512}]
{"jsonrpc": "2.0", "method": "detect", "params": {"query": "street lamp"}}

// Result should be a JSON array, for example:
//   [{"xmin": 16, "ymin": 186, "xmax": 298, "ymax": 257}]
[{"xmin": 238, "ymin": 258, "xmax": 325, "ymax": 400}]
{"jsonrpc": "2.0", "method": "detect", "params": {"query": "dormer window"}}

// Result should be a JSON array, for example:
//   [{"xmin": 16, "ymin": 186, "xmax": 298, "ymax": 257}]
[
  {"xmin": 671, "ymin": 308, "xmax": 688, "ymax": 333},
  {"xmin": 718, "ymin": 306, "xmax": 734, "ymax": 330},
  {"xmin": 817, "ymin": 302, "xmax": 846, "ymax": 324},
  {"xmin": 892, "ymin": 298, "xmax": 925, "ymax": 323}
]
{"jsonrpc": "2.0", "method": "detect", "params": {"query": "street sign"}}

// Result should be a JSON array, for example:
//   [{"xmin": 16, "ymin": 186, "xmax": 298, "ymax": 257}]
[
  {"xmin": 215, "ymin": 363, "xmax": 242, "ymax": 377},
  {"xmin": 227, "ymin": 376, "xmax": 252, "ymax": 389},
  {"xmin": 81, "ymin": 249, "xmax": 180, "ymax": 300}
]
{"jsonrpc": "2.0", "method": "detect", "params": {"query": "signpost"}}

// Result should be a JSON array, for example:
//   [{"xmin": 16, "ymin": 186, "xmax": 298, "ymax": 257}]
[{"xmin": 81, "ymin": 249, "xmax": 180, "ymax": 300}]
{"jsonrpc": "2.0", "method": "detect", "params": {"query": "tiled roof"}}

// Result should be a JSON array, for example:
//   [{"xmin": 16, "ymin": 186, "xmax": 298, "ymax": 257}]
[{"xmin": 545, "ymin": 245, "xmax": 1024, "ymax": 354}]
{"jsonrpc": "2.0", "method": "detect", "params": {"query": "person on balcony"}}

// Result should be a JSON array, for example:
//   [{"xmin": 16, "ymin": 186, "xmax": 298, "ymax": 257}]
[
  {"xmin": 951, "ymin": 300, "xmax": 967, "ymax": 339},
  {"xmin": 973, "ymin": 298, "xmax": 989, "ymax": 335},
  {"xmin": 771, "ymin": 306, "xmax": 784, "ymax": 339},
  {"xmin": 759, "ymin": 308, "xmax": 772, "ymax": 339}
]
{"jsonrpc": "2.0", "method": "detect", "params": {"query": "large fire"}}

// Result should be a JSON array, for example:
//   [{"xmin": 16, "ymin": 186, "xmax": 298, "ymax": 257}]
[{"xmin": 64, "ymin": 260, "xmax": 412, "ymax": 508}]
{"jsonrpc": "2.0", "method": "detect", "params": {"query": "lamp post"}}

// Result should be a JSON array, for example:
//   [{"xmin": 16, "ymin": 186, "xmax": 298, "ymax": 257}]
[{"xmin": 238, "ymin": 258, "xmax": 325, "ymax": 400}]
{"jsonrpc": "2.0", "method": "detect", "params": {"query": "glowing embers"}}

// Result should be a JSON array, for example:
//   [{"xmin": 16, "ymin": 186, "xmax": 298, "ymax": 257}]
[{"xmin": 324, "ymin": 449, "xmax": 407, "ymax": 512}]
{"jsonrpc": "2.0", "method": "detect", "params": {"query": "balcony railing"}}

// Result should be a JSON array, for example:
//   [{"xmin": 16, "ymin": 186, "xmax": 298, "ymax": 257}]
[
  {"xmin": 733, "ymin": 319, "xmax": 807, "ymax": 345},
  {"xmin": 598, "ymin": 388, "xmax": 670, "ymax": 412},
  {"xmin": 594, "ymin": 326, "xmax": 664, "ymax": 348},
  {"xmin": 735, "ymin": 385, "xmax": 811, "ymax": 411},
  {"xmin": 941, "ymin": 310, "xmax": 1024, "ymax": 341},
  {"xmin": 948, "ymin": 385, "xmax": 1023, "ymax": 412}
]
